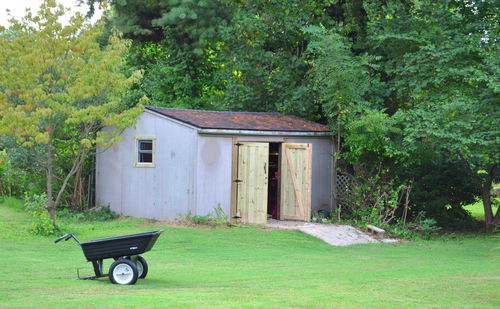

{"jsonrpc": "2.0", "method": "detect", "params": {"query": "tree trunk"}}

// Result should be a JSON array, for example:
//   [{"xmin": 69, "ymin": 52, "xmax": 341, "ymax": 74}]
[
  {"xmin": 0, "ymin": 179, "xmax": 5, "ymax": 197},
  {"xmin": 71, "ymin": 163, "xmax": 84, "ymax": 211},
  {"xmin": 46, "ymin": 138, "xmax": 56, "ymax": 224},
  {"xmin": 53, "ymin": 147, "xmax": 89, "ymax": 213},
  {"xmin": 332, "ymin": 159, "xmax": 338, "ymax": 211},
  {"xmin": 332, "ymin": 121, "xmax": 342, "ymax": 219}
]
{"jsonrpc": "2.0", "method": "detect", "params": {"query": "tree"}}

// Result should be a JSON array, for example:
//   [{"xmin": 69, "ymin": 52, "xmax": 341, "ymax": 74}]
[
  {"xmin": 81, "ymin": 0, "xmax": 498, "ymax": 229},
  {"xmin": 210, "ymin": 0, "xmax": 328, "ymax": 114},
  {"xmin": 366, "ymin": 0, "xmax": 499, "ymax": 229},
  {"xmin": 83, "ymin": 0, "xmax": 233, "ymax": 110},
  {"xmin": 0, "ymin": 0, "xmax": 144, "ymax": 223}
]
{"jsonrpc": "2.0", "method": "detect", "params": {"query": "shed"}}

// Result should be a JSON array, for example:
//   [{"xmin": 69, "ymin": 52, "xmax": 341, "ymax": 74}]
[{"xmin": 96, "ymin": 106, "xmax": 333, "ymax": 224}]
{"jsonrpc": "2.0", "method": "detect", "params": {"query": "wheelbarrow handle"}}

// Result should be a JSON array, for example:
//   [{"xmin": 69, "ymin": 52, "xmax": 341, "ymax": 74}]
[
  {"xmin": 54, "ymin": 233, "xmax": 72, "ymax": 243},
  {"xmin": 54, "ymin": 233, "xmax": 80, "ymax": 244}
]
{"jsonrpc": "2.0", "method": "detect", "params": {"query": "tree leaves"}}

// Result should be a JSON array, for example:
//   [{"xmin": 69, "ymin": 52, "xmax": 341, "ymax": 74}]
[{"xmin": 0, "ymin": 0, "xmax": 144, "ymax": 220}]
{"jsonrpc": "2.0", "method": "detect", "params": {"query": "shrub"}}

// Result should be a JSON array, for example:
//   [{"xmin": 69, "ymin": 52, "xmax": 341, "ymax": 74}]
[
  {"xmin": 57, "ymin": 205, "xmax": 117, "ymax": 222},
  {"xmin": 24, "ymin": 192, "xmax": 58, "ymax": 236}
]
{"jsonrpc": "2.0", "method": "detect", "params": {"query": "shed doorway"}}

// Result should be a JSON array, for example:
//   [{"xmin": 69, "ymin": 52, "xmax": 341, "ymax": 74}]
[
  {"xmin": 267, "ymin": 143, "xmax": 281, "ymax": 220},
  {"xmin": 232, "ymin": 141, "xmax": 312, "ymax": 225}
]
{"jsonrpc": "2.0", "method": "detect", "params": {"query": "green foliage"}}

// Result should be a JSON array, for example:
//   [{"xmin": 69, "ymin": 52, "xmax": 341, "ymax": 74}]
[
  {"xmin": 103, "ymin": 0, "xmax": 232, "ymax": 54},
  {"xmin": 307, "ymin": 26, "xmax": 379, "ymax": 119},
  {"xmin": 124, "ymin": 40, "xmax": 213, "ymax": 109},
  {"xmin": 211, "ymin": 0, "xmax": 326, "ymax": 114},
  {"xmin": 190, "ymin": 205, "xmax": 230, "ymax": 227},
  {"xmin": 57, "ymin": 205, "xmax": 117, "ymax": 222},
  {"xmin": 365, "ymin": 0, "xmax": 499, "ymax": 228},
  {"xmin": 398, "ymin": 151, "xmax": 481, "ymax": 228},
  {"xmin": 85, "ymin": 0, "xmax": 233, "ymax": 110},
  {"xmin": 0, "ymin": 137, "xmax": 46, "ymax": 197},
  {"xmin": 24, "ymin": 192, "xmax": 58, "ymax": 236},
  {"xmin": 387, "ymin": 216, "xmax": 441, "ymax": 240},
  {"xmin": 0, "ymin": 0, "xmax": 145, "ymax": 221},
  {"xmin": 81, "ymin": 0, "xmax": 499, "ymax": 230}
]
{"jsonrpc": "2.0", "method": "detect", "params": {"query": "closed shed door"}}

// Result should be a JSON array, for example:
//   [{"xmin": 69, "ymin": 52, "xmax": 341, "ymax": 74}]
[
  {"xmin": 236, "ymin": 142, "xmax": 269, "ymax": 224},
  {"xmin": 280, "ymin": 143, "xmax": 312, "ymax": 221}
]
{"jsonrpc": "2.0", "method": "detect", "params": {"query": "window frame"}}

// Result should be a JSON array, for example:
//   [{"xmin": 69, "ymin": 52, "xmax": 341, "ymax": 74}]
[{"xmin": 135, "ymin": 136, "xmax": 156, "ymax": 168}]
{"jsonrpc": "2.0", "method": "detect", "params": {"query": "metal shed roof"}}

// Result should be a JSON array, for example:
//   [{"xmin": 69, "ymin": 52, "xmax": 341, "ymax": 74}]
[{"xmin": 146, "ymin": 106, "xmax": 331, "ymax": 133}]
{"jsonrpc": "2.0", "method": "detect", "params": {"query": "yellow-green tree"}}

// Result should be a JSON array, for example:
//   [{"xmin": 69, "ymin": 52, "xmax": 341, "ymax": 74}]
[{"xmin": 0, "ymin": 0, "xmax": 144, "ymax": 223}]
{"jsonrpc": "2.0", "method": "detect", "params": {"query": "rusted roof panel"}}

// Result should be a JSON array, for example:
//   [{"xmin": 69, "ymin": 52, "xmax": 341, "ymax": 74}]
[{"xmin": 146, "ymin": 106, "xmax": 331, "ymax": 132}]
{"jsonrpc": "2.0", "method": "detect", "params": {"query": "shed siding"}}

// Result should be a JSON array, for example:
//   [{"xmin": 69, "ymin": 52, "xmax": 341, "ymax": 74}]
[
  {"xmin": 198, "ymin": 134, "xmax": 333, "ymax": 215},
  {"xmin": 96, "ymin": 110, "xmax": 333, "ymax": 222},
  {"xmin": 96, "ymin": 136, "xmax": 123, "ymax": 214},
  {"xmin": 195, "ymin": 135, "xmax": 233, "ymax": 216},
  {"xmin": 96, "ymin": 112, "xmax": 198, "ymax": 220}
]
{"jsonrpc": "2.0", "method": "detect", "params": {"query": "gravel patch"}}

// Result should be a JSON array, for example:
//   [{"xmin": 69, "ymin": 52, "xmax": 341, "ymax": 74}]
[{"xmin": 267, "ymin": 219, "xmax": 398, "ymax": 246}]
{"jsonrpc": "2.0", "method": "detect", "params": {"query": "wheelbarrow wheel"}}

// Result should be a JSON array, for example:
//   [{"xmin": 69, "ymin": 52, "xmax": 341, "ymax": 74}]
[
  {"xmin": 136, "ymin": 256, "xmax": 148, "ymax": 279},
  {"xmin": 109, "ymin": 258, "xmax": 138, "ymax": 285}
]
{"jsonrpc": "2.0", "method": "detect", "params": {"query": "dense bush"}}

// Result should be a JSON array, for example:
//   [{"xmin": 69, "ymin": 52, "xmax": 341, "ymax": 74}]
[{"xmin": 399, "ymin": 152, "xmax": 481, "ymax": 229}]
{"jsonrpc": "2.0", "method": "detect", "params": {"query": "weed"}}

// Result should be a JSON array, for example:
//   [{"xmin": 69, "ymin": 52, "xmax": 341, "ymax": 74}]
[{"xmin": 188, "ymin": 205, "xmax": 231, "ymax": 227}]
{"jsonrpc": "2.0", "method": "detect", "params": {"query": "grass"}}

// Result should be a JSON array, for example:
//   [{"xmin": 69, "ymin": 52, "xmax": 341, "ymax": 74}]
[
  {"xmin": 463, "ymin": 198, "xmax": 499, "ymax": 220},
  {"xmin": 0, "ymin": 197, "xmax": 499, "ymax": 308}
]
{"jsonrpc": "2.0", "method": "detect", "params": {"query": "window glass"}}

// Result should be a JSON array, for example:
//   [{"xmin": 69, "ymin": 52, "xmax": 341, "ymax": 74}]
[
  {"xmin": 140, "ymin": 141, "xmax": 153, "ymax": 151},
  {"xmin": 138, "ymin": 139, "xmax": 153, "ymax": 163}
]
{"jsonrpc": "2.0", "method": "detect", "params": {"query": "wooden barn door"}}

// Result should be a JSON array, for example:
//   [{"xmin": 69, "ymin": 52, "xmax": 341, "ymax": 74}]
[
  {"xmin": 234, "ymin": 142, "xmax": 269, "ymax": 224},
  {"xmin": 280, "ymin": 143, "xmax": 312, "ymax": 221}
]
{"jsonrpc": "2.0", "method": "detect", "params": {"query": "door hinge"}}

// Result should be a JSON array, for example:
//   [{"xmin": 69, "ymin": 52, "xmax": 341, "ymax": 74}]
[
  {"xmin": 235, "ymin": 143, "xmax": 243, "ymax": 146},
  {"xmin": 233, "ymin": 179, "xmax": 242, "ymax": 183}
]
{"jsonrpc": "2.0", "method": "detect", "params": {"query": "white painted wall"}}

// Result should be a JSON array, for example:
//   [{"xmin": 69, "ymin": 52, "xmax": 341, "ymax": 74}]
[{"xmin": 96, "ymin": 111, "xmax": 198, "ymax": 220}]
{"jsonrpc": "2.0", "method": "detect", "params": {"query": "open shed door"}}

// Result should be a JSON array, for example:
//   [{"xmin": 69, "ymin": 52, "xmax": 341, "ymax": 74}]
[
  {"xmin": 280, "ymin": 143, "xmax": 312, "ymax": 221},
  {"xmin": 235, "ymin": 142, "xmax": 269, "ymax": 224}
]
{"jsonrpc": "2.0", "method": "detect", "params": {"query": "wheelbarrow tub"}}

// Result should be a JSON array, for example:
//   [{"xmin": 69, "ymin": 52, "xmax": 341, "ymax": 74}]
[{"xmin": 80, "ymin": 230, "xmax": 163, "ymax": 261}]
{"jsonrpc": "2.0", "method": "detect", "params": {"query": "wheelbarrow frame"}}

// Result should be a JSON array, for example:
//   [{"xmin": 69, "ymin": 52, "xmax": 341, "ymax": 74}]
[{"xmin": 55, "ymin": 230, "xmax": 163, "ymax": 284}]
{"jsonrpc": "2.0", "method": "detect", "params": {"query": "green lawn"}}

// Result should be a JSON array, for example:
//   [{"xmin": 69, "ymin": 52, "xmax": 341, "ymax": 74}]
[
  {"xmin": 0, "ymin": 198, "xmax": 499, "ymax": 308},
  {"xmin": 463, "ymin": 199, "xmax": 499, "ymax": 220}
]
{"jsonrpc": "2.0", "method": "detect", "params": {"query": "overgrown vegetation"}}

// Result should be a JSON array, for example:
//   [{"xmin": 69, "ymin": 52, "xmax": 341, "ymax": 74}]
[{"xmin": 58, "ymin": 205, "xmax": 118, "ymax": 222}]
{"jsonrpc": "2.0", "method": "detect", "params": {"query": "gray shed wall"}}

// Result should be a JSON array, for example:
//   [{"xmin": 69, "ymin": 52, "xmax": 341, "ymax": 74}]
[
  {"xmin": 195, "ymin": 135, "xmax": 233, "ymax": 216},
  {"xmin": 96, "ymin": 111, "xmax": 198, "ymax": 220},
  {"xmin": 96, "ymin": 111, "xmax": 333, "ymax": 221}
]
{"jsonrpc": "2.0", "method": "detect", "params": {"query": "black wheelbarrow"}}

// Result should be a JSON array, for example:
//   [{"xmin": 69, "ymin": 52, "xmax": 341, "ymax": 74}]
[{"xmin": 55, "ymin": 230, "xmax": 163, "ymax": 285}]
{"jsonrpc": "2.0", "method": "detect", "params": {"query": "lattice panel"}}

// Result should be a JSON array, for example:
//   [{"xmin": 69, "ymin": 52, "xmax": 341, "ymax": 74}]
[{"xmin": 336, "ymin": 173, "xmax": 353, "ymax": 198}]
